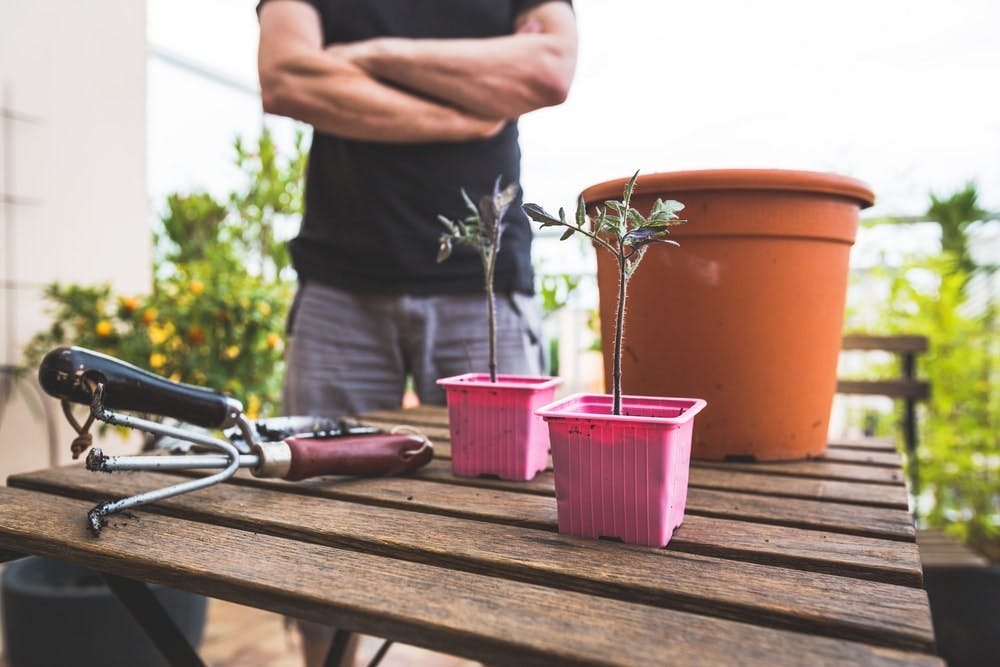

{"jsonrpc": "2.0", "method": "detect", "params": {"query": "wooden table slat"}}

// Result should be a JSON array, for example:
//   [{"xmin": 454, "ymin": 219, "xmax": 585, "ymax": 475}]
[
  {"xmin": 685, "ymin": 487, "xmax": 915, "ymax": 542},
  {"xmin": 691, "ymin": 459, "xmax": 905, "ymax": 485},
  {"xmin": 6, "ymin": 472, "xmax": 934, "ymax": 652},
  {"xmin": 688, "ymin": 468, "xmax": 909, "ymax": 508},
  {"xmin": 825, "ymin": 438, "xmax": 899, "ymax": 453},
  {"xmin": 821, "ymin": 447, "xmax": 902, "ymax": 467},
  {"xmin": 358, "ymin": 405, "xmax": 450, "ymax": 425}
]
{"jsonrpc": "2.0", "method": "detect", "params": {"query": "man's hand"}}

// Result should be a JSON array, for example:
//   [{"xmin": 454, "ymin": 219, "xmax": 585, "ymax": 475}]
[
  {"xmin": 258, "ymin": 0, "xmax": 504, "ymax": 143},
  {"xmin": 337, "ymin": 1, "xmax": 578, "ymax": 121}
]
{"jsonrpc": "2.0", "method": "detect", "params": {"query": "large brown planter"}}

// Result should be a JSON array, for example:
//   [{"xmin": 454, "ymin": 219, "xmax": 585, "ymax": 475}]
[{"xmin": 583, "ymin": 169, "xmax": 875, "ymax": 461}]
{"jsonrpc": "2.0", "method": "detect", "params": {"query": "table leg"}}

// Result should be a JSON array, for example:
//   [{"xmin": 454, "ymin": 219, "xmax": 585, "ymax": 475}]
[
  {"xmin": 100, "ymin": 572, "xmax": 206, "ymax": 667},
  {"xmin": 367, "ymin": 639, "xmax": 394, "ymax": 667},
  {"xmin": 322, "ymin": 628, "xmax": 354, "ymax": 667}
]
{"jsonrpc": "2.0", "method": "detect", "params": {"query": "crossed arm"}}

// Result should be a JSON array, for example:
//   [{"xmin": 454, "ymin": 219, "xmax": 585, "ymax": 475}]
[{"xmin": 258, "ymin": 0, "xmax": 577, "ymax": 143}]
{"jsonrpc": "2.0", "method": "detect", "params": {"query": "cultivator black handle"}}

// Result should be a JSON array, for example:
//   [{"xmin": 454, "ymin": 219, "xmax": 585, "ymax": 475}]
[{"xmin": 38, "ymin": 346, "xmax": 241, "ymax": 429}]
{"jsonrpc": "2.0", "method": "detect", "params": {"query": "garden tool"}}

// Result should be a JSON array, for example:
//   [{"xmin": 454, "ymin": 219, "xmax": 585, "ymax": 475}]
[{"xmin": 38, "ymin": 346, "xmax": 433, "ymax": 534}]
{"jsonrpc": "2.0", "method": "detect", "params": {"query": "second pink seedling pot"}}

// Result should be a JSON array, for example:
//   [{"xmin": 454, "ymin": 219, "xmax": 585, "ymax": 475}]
[
  {"xmin": 536, "ymin": 393, "xmax": 707, "ymax": 547},
  {"xmin": 437, "ymin": 373, "xmax": 562, "ymax": 481}
]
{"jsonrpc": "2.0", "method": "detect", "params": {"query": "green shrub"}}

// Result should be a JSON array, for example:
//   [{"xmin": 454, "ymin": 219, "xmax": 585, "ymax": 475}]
[
  {"xmin": 848, "ymin": 184, "xmax": 998, "ymax": 560},
  {"xmin": 25, "ymin": 127, "xmax": 306, "ymax": 419}
]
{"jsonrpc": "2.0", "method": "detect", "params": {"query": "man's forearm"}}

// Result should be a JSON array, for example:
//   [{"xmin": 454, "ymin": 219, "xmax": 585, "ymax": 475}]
[
  {"xmin": 261, "ymin": 50, "xmax": 504, "ymax": 143},
  {"xmin": 344, "ymin": 5, "xmax": 577, "ymax": 120}
]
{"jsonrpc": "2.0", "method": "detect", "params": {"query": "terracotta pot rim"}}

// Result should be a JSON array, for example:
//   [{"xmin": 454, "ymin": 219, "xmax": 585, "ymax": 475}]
[{"xmin": 581, "ymin": 169, "xmax": 875, "ymax": 210}]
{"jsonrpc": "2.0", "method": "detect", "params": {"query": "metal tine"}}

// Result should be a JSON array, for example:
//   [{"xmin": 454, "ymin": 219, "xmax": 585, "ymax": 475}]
[
  {"xmin": 84, "ymin": 401, "xmax": 255, "ymax": 535},
  {"xmin": 89, "ymin": 452, "xmax": 259, "ymax": 472}
]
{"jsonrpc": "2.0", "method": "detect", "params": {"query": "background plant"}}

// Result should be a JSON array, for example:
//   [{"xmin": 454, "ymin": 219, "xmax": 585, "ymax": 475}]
[
  {"xmin": 537, "ymin": 272, "xmax": 581, "ymax": 376},
  {"xmin": 846, "ymin": 183, "xmax": 998, "ymax": 560},
  {"xmin": 436, "ymin": 178, "xmax": 520, "ymax": 382},
  {"xmin": 524, "ymin": 171, "xmax": 685, "ymax": 414},
  {"xmin": 25, "ymin": 128, "xmax": 305, "ymax": 419}
]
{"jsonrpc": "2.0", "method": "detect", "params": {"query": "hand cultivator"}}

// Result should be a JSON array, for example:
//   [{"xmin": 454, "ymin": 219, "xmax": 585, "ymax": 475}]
[{"xmin": 38, "ymin": 346, "xmax": 433, "ymax": 534}]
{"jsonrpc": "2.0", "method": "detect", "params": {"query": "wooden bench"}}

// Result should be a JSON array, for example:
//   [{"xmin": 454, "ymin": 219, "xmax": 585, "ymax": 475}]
[
  {"xmin": 917, "ymin": 529, "xmax": 990, "ymax": 569},
  {"xmin": 838, "ymin": 334, "xmax": 931, "ymax": 495}
]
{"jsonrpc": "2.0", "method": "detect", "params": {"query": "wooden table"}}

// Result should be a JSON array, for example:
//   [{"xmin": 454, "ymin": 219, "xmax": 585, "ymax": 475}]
[{"xmin": 0, "ymin": 406, "xmax": 942, "ymax": 666}]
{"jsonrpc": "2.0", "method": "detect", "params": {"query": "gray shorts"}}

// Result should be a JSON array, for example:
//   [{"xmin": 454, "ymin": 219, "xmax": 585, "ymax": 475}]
[{"xmin": 282, "ymin": 282, "xmax": 545, "ymax": 417}]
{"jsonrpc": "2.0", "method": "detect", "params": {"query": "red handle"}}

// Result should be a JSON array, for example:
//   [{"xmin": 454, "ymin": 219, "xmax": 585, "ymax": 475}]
[{"xmin": 283, "ymin": 433, "xmax": 433, "ymax": 481}]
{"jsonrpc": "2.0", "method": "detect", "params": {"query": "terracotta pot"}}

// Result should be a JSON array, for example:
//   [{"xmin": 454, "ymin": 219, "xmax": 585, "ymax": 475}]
[{"xmin": 582, "ymin": 169, "xmax": 874, "ymax": 461}]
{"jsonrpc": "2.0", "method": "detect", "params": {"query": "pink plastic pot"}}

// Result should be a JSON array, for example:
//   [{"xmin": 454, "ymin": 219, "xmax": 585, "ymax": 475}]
[
  {"xmin": 536, "ymin": 393, "xmax": 707, "ymax": 547},
  {"xmin": 437, "ymin": 374, "xmax": 562, "ymax": 481}
]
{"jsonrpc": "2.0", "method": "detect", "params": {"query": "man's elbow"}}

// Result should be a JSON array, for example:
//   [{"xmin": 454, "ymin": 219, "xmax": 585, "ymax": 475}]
[
  {"xmin": 539, "ymin": 71, "xmax": 571, "ymax": 106},
  {"xmin": 260, "ymin": 70, "xmax": 299, "ymax": 117},
  {"xmin": 261, "ymin": 85, "xmax": 286, "ymax": 117},
  {"xmin": 536, "ymin": 48, "xmax": 575, "ymax": 107},
  {"xmin": 261, "ymin": 90, "xmax": 283, "ymax": 116}
]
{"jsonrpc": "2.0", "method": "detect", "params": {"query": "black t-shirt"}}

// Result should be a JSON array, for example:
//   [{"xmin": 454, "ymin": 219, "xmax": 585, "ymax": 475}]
[{"xmin": 258, "ymin": 0, "xmax": 569, "ymax": 295}]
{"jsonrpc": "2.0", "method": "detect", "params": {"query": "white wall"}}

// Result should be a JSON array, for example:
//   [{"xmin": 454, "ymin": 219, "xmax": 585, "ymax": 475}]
[{"xmin": 0, "ymin": 0, "xmax": 150, "ymax": 488}]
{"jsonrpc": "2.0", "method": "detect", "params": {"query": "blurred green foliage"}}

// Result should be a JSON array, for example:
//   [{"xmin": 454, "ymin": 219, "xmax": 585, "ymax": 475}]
[
  {"xmin": 25, "ymin": 128, "xmax": 306, "ymax": 419},
  {"xmin": 538, "ymin": 273, "xmax": 580, "ymax": 318},
  {"xmin": 537, "ymin": 272, "xmax": 580, "ymax": 376},
  {"xmin": 848, "ymin": 183, "xmax": 998, "ymax": 560}
]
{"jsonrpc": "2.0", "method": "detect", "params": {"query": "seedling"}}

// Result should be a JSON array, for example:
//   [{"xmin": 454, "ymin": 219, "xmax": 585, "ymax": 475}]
[
  {"xmin": 523, "ymin": 171, "xmax": 685, "ymax": 414},
  {"xmin": 437, "ymin": 178, "xmax": 519, "ymax": 383}
]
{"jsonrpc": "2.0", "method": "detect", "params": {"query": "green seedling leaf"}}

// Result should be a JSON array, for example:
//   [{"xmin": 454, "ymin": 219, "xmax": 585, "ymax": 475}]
[
  {"xmin": 436, "ymin": 235, "xmax": 453, "ymax": 263},
  {"xmin": 624, "ymin": 226, "xmax": 682, "ymax": 246},
  {"xmin": 596, "ymin": 210, "xmax": 617, "ymax": 236},
  {"xmin": 496, "ymin": 181, "xmax": 519, "ymax": 209},
  {"xmin": 622, "ymin": 169, "xmax": 640, "ymax": 203},
  {"xmin": 626, "ymin": 208, "xmax": 646, "ymax": 229},
  {"xmin": 522, "ymin": 203, "xmax": 561, "ymax": 226},
  {"xmin": 491, "ymin": 180, "xmax": 519, "ymax": 226},
  {"xmin": 560, "ymin": 228, "xmax": 576, "ymax": 241},
  {"xmin": 652, "ymin": 198, "xmax": 685, "ymax": 217},
  {"xmin": 576, "ymin": 195, "xmax": 587, "ymax": 228},
  {"xmin": 461, "ymin": 188, "xmax": 478, "ymax": 216},
  {"xmin": 605, "ymin": 200, "xmax": 625, "ymax": 215},
  {"xmin": 478, "ymin": 193, "xmax": 497, "ymax": 228},
  {"xmin": 623, "ymin": 227, "xmax": 654, "ymax": 245},
  {"xmin": 437, "ymin": 215, "xmax": 458, "ymax": 234}
]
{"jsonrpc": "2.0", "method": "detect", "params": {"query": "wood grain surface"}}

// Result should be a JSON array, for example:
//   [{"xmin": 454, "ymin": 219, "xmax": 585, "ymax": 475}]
[
  {"xmin": 0, "ymin": 487, "xmax": 937, "ymax": 665},
  {"xmin": 0, "ymin": 405, "xmax": 941, "ymax": 666},
  {"xmin": 818, "ymin": 446, "xmax": 902, "ymax": 466}
]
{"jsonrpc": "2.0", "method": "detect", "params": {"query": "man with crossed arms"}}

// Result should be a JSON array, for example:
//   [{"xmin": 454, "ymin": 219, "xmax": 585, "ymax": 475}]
[{"xmin": 257, "ymin": 1, "xmax": 576, "ymax": 663}]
